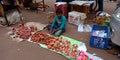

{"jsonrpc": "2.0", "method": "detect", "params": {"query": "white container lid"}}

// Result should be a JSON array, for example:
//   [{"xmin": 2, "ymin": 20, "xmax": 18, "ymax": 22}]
[{"xmin": 55, "ymin": 2, "xmax": 67, "ymax": 6}]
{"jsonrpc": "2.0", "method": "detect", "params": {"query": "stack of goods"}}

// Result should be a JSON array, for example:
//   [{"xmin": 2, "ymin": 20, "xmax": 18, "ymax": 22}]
[
  {"xmin": 10, "ymin": 22, "xmax": 37, "ymax": 39},
  {"xmin": 31, "ymin": 32, "xmax": 53, "ymax": 44},
  {"xmin": 93, "ymin": 16, "xmax": 111, "ymax": 26},
  {"xmin": 31, "ymin": 31, "xmax": 79, "ymax": 59}
]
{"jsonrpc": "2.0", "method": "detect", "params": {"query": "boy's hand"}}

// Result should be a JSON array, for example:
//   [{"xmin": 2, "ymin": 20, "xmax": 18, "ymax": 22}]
[
  {"xmin": 55, "ymin": 28, "xmax": 60, "ymax": 31},
  {"xmin": 49, "ymin": 30, "xmax": 53, "ymax": 35}
]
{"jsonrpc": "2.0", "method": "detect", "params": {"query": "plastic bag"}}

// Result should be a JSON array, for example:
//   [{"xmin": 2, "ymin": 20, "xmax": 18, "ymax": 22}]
[
  {"xmin": 78, "ymin": 23, "xmax": 92, "ymax": 32},
  {"xmin": 0, "ymin": 10, "xmax": 21, "ymax": 25}
]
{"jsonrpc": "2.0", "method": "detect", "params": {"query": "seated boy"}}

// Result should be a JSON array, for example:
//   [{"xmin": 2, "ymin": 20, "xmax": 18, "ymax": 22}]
[{"xmin": 46, "ymin": 8, "xmax": 66, "ymax": 36}]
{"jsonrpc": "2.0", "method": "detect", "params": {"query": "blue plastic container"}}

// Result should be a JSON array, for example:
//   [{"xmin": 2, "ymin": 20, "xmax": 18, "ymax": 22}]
[{"xmin": 90, "ymin": 25, "xmax": 110, "ymax": 49}]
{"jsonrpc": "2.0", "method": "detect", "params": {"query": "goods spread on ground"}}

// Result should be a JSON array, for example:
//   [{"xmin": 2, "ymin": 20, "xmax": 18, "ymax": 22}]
[
  {"xmin": 8, "ymin": 23, "xmax": 81, "ymax": 59},
  {"xmin": 31, "ymin": 31, "xmax": 80, "ymax": 59},
  {"xmin": 9, "ymin": 22, "xmax": 37, "ymax": 39},
  {"xmin": 8, "ymin": 22, "xmax": 103, "ymax": 60}
]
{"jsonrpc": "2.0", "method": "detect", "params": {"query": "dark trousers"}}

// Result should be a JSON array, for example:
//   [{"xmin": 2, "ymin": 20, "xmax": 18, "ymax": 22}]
[{"xmin": 98, "ymin": 0, "xmax": 103, "ymax": 11}]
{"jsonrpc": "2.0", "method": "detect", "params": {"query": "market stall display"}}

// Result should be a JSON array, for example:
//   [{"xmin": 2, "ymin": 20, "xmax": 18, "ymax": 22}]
[
  {"xmin": 8, "ymin": 22, "xmax": 81, "ymax": 59},
  {"xmin": 93, "ymin": 12, "xmax": 111, "ymax": 26},
  {"xmin": 31, "ymin": 32, "xmax": 80, "ymax": 59},
  {"xmin": 38, "ymin": 35, "xmax": 81, "ymax": 60},
  {"xmin": 8, "ymin": 22, "xmax": 104, "ymax": 60},
  {"xmin": 38, "ymin": 35, "xmax": 103, "ymax": 60},
  {"xmin": 93, "ymin": 16, "xmax": 111, "ymax": 26},
  {"xmin": 8, "ymin": 22, "xmax": 38, "ymax": 40}
]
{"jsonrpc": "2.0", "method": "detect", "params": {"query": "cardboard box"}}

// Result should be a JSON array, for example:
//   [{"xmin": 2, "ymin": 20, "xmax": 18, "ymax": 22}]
[
  {"xmin": 68, "ymin": 11, "xmax": 86, "ymax": 25},
  {"xmin": 71, "ymin": 4, "xmax": 90, "ymax": 13}
]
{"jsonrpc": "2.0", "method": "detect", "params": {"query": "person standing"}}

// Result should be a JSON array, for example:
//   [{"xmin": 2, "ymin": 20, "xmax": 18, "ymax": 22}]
[
  {"xmin": 89, "ymin": 0, "xmax": 94, "ymax": 12},
  {"xmin": 97, "ymin": 0, "xmax": 103, "ymax": 11},
  {"xmin": 89, "ymin": 0, "xmax": 103, "ymax": 12}
]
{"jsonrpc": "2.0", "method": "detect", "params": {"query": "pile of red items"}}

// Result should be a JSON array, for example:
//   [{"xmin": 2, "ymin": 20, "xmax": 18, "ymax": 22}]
[
  {"xmin": 16, "ymin": 26, "xmax": 31, "ymax": 39},
  {"xmin": 31, "ymin": 31, "xmax": 79, "ymax": 58},
  {"xmin": 11, "ymin": 22, "xmax": 37, "ymax": 39},
  {"xmin": 15, "ymin": 23, "xmax": 32, "ymax": 39},
  {"xmin": 77, "ymin": 51, "xmax": 93, "ymax": 60},
  {"xmin": 31, "ymin": 32, "xmax": 63, "ymax": 51},
  {"xmin": 31, "ymin": 31, "xmax": 53, "ymax": 44},
  {"xmin": 10, "ymin": 22, "xmax": 80, "ymax": 59},
  {"xmin": 70, "ymin": 44, "xmax": 79, "ymax": 58}
]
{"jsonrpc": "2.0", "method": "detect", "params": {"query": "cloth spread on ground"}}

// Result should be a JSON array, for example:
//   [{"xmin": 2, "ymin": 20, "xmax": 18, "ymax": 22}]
[{"xmin": 39, "ymin": 35, "xmax": 81, "ymax": 59}]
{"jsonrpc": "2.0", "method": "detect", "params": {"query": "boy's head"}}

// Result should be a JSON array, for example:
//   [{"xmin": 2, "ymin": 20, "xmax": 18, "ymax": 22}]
[{"xmin": 56, "ymin": 8, "xmax": 62, "ymax": 19}]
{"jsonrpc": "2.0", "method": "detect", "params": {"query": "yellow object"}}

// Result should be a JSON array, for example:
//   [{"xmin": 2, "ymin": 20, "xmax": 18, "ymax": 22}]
[{"xmin": 94, "ymin": 16, "xmax": 111, "ymax": 25}]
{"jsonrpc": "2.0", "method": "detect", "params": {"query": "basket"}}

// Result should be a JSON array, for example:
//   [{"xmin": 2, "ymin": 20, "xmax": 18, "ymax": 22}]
[{"xmin": 90, "ymin": 25, "xmax": 110, "ymax": 49}]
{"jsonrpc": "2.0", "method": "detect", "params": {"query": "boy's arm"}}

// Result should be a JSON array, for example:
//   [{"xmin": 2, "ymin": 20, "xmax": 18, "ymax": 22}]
[
  {"xmin": 49, "ymin": 16, "xmax": 56, "ymax": 34},
  {"xmin": 51, "ymin": 16, "xmax": 57, "ymax": 27},
  {"xmin": 60, "ymin": 16, "xmax": 66, "ymax": 29}
]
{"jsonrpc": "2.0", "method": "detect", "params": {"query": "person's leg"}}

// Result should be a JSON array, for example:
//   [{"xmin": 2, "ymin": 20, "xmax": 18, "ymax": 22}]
[
  {"xmin": 45, "ymin": 24, "xmax": 52, "ymax": 30},
  {"xmin": 88, "ymin": 0, "xmax": 94, "ymax": 12},
  {"xmin": 54, "ymin": 28, "xmax": 65, "ymax": 36},
  {"xmin": 98, "ymin": 0, "xmax": 103, "ymax": 11},
  {"xmin": 54, "ymin": 29, "xmax": 63, "ymax": 36},
  {"xmin": 90, "ymin": 3, "xmax": 94, "ymax": 11}
]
